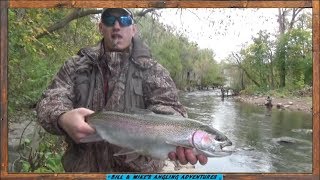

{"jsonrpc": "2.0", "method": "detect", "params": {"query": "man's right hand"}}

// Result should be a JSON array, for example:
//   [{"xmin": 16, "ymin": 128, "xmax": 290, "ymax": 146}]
[{"xmin": 58, "ymin": 108, "xmax": 95, "ymax": 143}]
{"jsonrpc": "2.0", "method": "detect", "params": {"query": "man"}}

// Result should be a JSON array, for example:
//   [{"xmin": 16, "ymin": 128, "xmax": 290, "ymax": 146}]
[{"xmin": 36, "ymin": 8, "xmax": 207, "ymax": 172}]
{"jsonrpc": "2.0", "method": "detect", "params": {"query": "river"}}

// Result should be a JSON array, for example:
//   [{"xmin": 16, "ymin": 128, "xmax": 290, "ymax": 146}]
[{"xmin": 179, "ymin": 90, "xmax": 312, "ymax": 173}]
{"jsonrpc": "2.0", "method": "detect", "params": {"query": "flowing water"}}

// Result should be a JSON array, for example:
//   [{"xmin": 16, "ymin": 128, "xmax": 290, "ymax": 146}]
[{"xmin": 179, "ymin": 90, "xmax": 312, "ymax": 173}]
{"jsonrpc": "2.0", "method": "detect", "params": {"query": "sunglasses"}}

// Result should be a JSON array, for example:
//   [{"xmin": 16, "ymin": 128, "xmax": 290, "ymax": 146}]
[{"xmin": 102, "ymin": 15, "xmax": 133, "ymax": 27}]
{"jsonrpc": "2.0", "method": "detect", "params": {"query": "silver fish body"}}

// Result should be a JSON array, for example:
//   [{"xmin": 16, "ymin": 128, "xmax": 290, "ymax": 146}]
[{"xmin": 81, "ymin": 110, "xmax": 232, "ymax": 160}]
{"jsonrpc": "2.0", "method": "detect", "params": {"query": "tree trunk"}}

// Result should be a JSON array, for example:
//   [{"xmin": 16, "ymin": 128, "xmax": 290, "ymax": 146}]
[
  {"xmin": 232, "ymin": 53, "xmax": 261, "ymax": 87},
  {"xmin": 241, "ymin": 69, "xmax": 245, "ymax": 90},
  {"xmin": 270, "ymin": 53, "xmax": 275, "ymax": 89},
  {"xmin": 276, "ymin": 8, "xmax": 303, "ymax": 88}
]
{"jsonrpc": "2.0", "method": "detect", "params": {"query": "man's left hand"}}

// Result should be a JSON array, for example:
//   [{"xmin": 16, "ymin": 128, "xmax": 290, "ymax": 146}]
[{"xmin": 168, "ymin": 147, "xmax": 208, "ymax": 165}]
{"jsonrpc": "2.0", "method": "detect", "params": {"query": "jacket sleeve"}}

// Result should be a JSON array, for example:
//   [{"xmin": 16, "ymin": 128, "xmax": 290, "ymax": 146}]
[
  {"xmin": 143, "ymin": 62, "xmax": 188, "ymax": 118},
  {"xmin": 112, "ymin": 148, "xmax": 165, "ymax": 172},
  {"xmin": 36, "ymin": 56, "xmax": 79, "ymax": 135}
]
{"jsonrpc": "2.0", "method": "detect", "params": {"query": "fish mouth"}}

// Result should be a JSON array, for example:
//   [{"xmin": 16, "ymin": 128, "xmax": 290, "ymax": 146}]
[
  {"xmin": 211, "ymin": 140, "xmax": 233, "ymax": 157},
  {"xmin": 197, "ymin": 140, "xmax": 233, "ymax": 157},
  {"xmin": 204, "ymin": 146, "xmax": 233, "ymax": 157},
  {"xmin": 220, "ymin": 139, "xmax": 232, "ymax": 149}
]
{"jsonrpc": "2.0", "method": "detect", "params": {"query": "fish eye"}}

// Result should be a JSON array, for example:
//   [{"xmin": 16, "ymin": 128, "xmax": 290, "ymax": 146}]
[{"xmin": 215, "ymin": 135, "xmax": 223, "ymax": 141}]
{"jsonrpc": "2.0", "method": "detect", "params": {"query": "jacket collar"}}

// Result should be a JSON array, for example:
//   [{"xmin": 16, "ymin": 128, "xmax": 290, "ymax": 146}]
[{"xmin": 77, "ymin": 36, "xmax": 157, "ymax": 69}]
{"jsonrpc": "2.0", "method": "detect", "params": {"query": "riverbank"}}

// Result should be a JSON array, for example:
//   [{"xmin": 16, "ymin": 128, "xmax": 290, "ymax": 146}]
[{"xmin": 233, "ymin": 95, "xmax": 312, "ymax": 113}]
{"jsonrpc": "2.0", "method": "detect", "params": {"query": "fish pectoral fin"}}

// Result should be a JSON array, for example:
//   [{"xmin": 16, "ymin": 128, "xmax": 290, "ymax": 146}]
[
  {"xmin": 165, "ymin": 141, "xmax": 192, "ymax": 149},
  {"xmin": 114, "ymin": 148, "xmax": 142, "ymax": 163},
  {"xmin": 114, "ymin": 148, "xmax": 141, "ymax": 156},
  {"xmin": 79, "ymin": 133, "xmax": 104, "ymax": 143},
  {"xmin": 125, "ymin": 153, "xmax": 141, "ymax": 163}
]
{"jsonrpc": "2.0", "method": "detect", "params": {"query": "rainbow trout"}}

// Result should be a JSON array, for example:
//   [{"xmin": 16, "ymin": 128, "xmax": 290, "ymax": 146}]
[{"xmin": 80, "ymin": 110, "xmax": 232, "ymax": 161}]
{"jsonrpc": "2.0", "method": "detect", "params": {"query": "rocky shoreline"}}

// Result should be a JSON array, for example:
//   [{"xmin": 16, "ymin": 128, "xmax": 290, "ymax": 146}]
[{"xmin": 233, "ymin": 95, "xmax": 312, "ymax": 113}]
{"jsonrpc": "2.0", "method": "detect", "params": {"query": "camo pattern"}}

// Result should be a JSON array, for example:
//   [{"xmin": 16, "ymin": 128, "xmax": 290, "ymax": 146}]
[{"xmin": 36, "ymin": 37, "xmax": 187, "ymax": 172}]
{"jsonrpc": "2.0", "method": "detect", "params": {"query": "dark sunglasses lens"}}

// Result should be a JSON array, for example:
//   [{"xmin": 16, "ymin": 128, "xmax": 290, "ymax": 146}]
[
  {"xmin": 119, "ymin": 16, "xmax": 133, "ymax": 27},
  {"xmin": 103, "ymin": 16, "xmax": 116, "ymax": 26}
]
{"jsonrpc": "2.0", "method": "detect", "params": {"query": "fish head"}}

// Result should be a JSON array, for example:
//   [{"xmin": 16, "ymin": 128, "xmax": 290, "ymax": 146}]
[{"xmin": 192, "ymin": 130, "xmax": 232, "ymax": 157}]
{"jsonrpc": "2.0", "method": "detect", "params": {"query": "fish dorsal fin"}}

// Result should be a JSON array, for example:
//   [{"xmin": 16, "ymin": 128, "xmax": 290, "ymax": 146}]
[
  {"xmin": 114, "ymin": 148, "xmax": 142, "ymax": 163},
  {"xmin": 126, "ymin": 108, "xmax": 155, "ymax": 115},
  {"xmin": 200, "ymin": 124, "xmax": 220, "ymax": 134}
]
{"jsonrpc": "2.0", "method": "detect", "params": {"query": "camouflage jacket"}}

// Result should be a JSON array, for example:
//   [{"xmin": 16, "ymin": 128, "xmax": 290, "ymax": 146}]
[{"xmin": 36, "ymin": 36, "xmax": 187, "ymax": 172}]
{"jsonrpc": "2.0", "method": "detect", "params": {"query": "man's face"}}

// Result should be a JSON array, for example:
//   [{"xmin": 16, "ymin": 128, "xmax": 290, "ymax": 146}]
[{"xmin": 99, "ymin": 10, "xmax": 136, "ymax": 52}]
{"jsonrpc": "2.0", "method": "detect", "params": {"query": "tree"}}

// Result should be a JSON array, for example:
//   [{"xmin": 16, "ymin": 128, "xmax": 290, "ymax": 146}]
[{"xmin": 276, "ymin": 8, "xmax": 304, "ymax": 87}]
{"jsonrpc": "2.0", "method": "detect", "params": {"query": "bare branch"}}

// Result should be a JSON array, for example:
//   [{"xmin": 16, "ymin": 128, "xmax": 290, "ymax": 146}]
[
  {"xmin": 136, "ymin": 8, "xmax": 159, "ymax": 17},
  {"xmin": 36, "ymin": 9, "xmax": 102, "ymax": 39},
  {"xmin": 232, "ymin": 52, "xmax": 261, "ymax": 87},
  {"xmin": 36, "ymin": 8, "xmax": 160, "ymax": 39},
  {"xmin": 289, "ymin": 8, "xmax": 304, "ymax": 30}
]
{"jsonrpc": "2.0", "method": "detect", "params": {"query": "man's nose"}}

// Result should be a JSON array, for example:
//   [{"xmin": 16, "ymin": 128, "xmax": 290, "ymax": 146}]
[{"xmin": 113, "ymin": 20, "xmax": 121, "ymax": 29}]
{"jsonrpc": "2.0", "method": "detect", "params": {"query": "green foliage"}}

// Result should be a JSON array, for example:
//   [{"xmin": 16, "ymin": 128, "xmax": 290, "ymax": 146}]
[
  {"xmin": 227, "ymin": 11, "xmax": 312, "ymax": 95},
  {"xmin": 9, "ymin": 9, "xmax": 100, "ymax": 110},
  {"xmin": 274, "ymin": 28, "xmax": 312, "ymax": 89},
  {"xmin": 240, "ymin": 85, "xmax": 267, "ymax": 95},
  {"xmin": 137, "ymin": 15, "xmax": 224, "ymax": 89},
  {"xmin": 193, "ymin": 49, "xmax": 221, "ymax": 88},
  {"xmin": 242, "ymin": 31, "xmax": 271, "ymax": 88},
  {"xmin": 19, "ymin": 134, "xmax": 64, "ymax": 173}
]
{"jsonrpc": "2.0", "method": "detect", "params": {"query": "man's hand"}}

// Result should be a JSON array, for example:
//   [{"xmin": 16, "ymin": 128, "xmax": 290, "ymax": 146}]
[
  {"xmin": 58, "ymin": 108, "xmax": 95, "ymax": 143},
  {"xmin": 168, "ymin": 147, "xmax": 208, "ymax": 165}
]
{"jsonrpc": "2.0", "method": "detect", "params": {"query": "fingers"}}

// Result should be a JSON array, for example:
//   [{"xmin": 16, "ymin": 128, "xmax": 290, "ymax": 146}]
[
  {"xmin": 77, "ymin": 108, "xmax": 96, "ymax": 134},
  {"xmin": 197, "ymin": 154, "xmax": 208, "ymax": 165},
  {"xmin": 176, "ymin": 147, "xmax": 188, "ymax": 165},
  {"xmin": 168, "ymin": 147, "xmax": 208, "ymax": 166},
  {"xmin": 78, "ymin": 121, "xmax": 96, "ymax": 134},
  {"xmin": 185, "ymin": 148, "xmax": 197, "ymax": 165},
  {"xmin": 168, "ymin": 152, "xmax": 177, "ymax": 161},
  {"xmin": 58, "ymin": 108, "xmax": 96, "ymax": 143},
  {"xmin": 77, "ymin": 107, "xmax": 95, "ymax": 116}
]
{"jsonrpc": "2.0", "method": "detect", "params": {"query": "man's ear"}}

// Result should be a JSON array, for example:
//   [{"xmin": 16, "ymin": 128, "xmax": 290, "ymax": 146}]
[
  {"xmin": 132, "ymin": 24, "xmax": 137, "ymax": 36},
  {"xmin": 98, "ymin": 22, "xmax": 103, "ymax": 34}
]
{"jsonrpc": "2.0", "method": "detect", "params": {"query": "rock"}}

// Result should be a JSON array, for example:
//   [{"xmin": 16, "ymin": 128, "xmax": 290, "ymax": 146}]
[
  {"xmin": 271, "ymin": 136, "xmax": 311, "ymax": 146},
  {"xmin": 242, "ymin": 147, "xmax": 255, "ymax": 151},
  {"xmin": 272, "ymin": 136, "xmax": 298, "ymax": 144},
  {"xmin": 276, "ymin": 103, "xmax": 283, "ymax": 109},
  {"xmin": 283, "ymin": 105, "xmax": 290, "ymax": 108},
  {"xmin": 237, "ymin": 95, "xmax": 311, "ymax": 113},
  {"xmin": 8, "ymin": 114, "xmax": 45, "ymax": 172},
  {"xmin": 8, "ymin": 121, "xmax": 38, "ymax": 151},
  {"xmin": 291, "ymin": 129, "xmax": 313, "ymax": 134}
]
